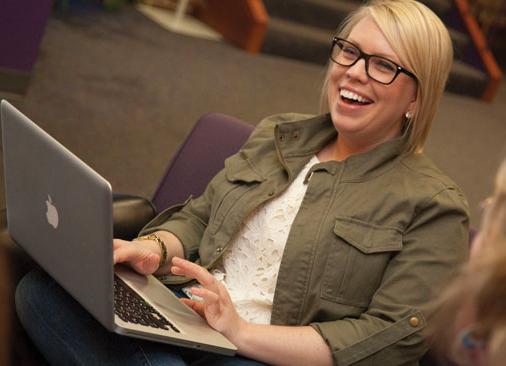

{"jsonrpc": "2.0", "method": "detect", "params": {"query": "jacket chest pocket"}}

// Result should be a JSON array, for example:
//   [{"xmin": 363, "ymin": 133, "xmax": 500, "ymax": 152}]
[
  {"xmin": 207, "ymin": 183, "xmax": 255, "ymax": 235},
  {"xmin": 321, "ymin": 217, "xmax": 403, "ymax": 308},
  {"xmin": 207, "ymin": 153, "xmax": 264, "ymax": 235}
]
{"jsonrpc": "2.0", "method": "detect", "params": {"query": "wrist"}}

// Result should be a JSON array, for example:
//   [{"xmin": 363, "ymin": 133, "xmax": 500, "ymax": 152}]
[
  {"xmin": 226, "ymin": 317, "xmax": 251, "ymax": 349},
  {"xmin": 134, "ymin": 233, "xmax": 168, "ymax": 269}
]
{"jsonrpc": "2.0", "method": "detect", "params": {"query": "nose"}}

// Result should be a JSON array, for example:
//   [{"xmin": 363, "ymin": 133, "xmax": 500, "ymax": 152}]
[{"xmin": 345, "ymin": 58, "xmax": 369, "ymax": 83}]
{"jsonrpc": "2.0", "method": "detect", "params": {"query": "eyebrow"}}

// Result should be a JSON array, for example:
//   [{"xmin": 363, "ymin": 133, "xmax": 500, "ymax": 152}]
[{"xmin": 346, "ymin": 37, "xmax": 400, "ymax": 62}]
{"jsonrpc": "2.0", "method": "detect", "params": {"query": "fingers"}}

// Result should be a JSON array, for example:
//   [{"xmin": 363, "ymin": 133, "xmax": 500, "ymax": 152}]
[
  {"xmin": 190, "ymin": 287, "xmax": 221, "ymax": 316},
  {"xmin": 113, "ymin": 239, "xmax": 156, "ymax": 264},
  {"xmin": 171, "ymin": 257, "xmax": 215, "ymax": 288},
  {"xmin": 179, "ymin": 298, "xmax": 205, "ymax": 318},
  {"xmin": 113, "ymin": 242, "xmax": 159, "ymax": 275},
  {"xmin": 172, "ymin": 258, "xmax": 241, "ymax": 335},
  {"xmin": 171, "ymin": 258, "xmax": 228, "ymax": 316},
  {"xmin": 113, "ymin": 238, "xmax": 129, "ymax": 249},
  {"xmin": 113, "ymin": 244, "xmax": 141, "ymax": 264}
]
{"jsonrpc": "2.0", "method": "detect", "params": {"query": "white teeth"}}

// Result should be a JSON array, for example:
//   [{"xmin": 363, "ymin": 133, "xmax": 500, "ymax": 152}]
[{"xmin": 340, "ymin": 89, "xmax": 371, "ymax": 104}]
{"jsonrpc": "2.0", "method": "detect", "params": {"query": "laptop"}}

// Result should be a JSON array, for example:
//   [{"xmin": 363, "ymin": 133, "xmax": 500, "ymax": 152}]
[{"xmin": 1, "ymin": 100, "xmax": 236, "ymax": 356}]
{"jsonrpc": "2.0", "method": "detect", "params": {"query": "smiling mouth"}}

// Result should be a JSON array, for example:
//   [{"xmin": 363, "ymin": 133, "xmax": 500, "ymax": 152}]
[{"xmin": 339, "ymin": 89, "xmax": 373, "ymax": 105}]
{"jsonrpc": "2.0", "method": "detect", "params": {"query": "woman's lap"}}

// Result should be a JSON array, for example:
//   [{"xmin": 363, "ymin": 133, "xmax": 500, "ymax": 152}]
[{"xmin": 15, "ymin": 268, "xmax": 265, "ymax": 366}]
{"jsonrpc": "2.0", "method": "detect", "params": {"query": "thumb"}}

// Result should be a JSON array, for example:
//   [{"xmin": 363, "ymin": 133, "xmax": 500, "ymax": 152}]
[{"xmin": 113, "ymin": 245, "xmax": 159, "ymax": 275}]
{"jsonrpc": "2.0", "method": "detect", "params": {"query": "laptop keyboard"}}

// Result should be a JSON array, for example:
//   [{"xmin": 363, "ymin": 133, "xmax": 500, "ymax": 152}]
[{"xmin": 114, "ymin": 276, "xmax": 180, "ymax": 333}]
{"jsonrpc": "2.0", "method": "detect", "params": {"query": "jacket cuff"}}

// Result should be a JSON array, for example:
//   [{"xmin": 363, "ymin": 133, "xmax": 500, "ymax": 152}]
[
  {"xmin": 138, "ymin": 197, "xmax": 202, "ymax": 261},
  {"xmin": 310, "ymin": 310, "xmax": 426, "ymax": 366}
]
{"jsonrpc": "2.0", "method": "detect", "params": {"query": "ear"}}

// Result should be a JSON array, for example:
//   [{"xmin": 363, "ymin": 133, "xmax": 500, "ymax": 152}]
[{"xmin": 406, "ymin": 89, "xmax": 418, "ymax": 116}]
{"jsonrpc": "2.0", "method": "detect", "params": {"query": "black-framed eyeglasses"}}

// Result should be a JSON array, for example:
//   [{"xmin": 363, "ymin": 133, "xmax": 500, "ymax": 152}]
[{"xmin": 330, "ymin": 37, "xmax": 418, "ymax": 85}]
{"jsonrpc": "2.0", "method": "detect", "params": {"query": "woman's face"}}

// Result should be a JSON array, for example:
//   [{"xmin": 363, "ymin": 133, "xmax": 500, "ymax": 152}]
[{"xmin": 327, "ymin": 16, "xmax": 418, "ymax": 149}]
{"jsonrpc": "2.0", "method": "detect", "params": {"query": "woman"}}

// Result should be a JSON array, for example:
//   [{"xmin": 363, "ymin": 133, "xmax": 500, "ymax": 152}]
[
  {"xmin": 430, "ymin": 159, "xmax": 506, "ymax": 366},
  {"xmin": 16, "ymin": 0, "xmax": 469, "ymax": 365}
]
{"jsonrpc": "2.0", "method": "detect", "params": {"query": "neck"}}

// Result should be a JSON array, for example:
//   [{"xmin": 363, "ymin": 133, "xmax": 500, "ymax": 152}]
[
  {"xmin": 316, "ymin": 138, "xmax": 354, "ymax": 162},
  {"xmin": 318, "ymin": 132, "xmax": 399, "ymax": 162}
]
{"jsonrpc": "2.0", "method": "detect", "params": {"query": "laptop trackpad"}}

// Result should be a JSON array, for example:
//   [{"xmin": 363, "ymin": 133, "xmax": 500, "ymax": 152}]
[{"xmin": 114, "ymin": 265, "xmax": 209, "ymax": 331}]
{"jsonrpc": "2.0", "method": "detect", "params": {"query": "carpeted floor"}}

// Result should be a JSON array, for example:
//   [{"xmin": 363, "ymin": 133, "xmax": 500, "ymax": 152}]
[{"xmin": 1, "ymin": 5, "xmax": 505, "ymax": 226}]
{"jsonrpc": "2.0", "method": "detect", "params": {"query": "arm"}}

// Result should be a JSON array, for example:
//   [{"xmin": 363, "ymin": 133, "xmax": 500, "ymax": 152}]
[
  {"xmin": 113, "ymin": 166, "xmax": 220, "ymax": 274},
  {"xmin": 116, "ymin": 114, "xmax": 289, "ymax": 272},
  {"xmin": 233, "ymin": 323, "xmax": 332, "ymax": 366},
  {"xmin": 113, "ymin": 113, "xmax": 304, "ymax": 274},
  {"xmin": 172, "ymin": 257, "xmax": 333, "ymax": 366},
  {"xmin": 311, "ymin": 188, "xmax": 469, "ymax": 365}
]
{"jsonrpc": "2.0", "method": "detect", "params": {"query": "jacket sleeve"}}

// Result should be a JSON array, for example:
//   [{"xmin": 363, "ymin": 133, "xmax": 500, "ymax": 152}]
[
  {"xmin": 138, "ymin": 181, "xmax": 215, "ymax": 261},
  {"xmin": 310, "ymin": 187, "xmax": 470, "ymax": 366}
]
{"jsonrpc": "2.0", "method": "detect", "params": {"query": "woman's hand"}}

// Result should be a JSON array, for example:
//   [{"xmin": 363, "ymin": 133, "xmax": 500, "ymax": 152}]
[
  {"xmin": 113, "ymin": 238, "xmax": 160, "ymax": 275},
  {"xmin": 170, "ymin": 257, "xmax": 247, "ymax": 340},
  {"xmin": 171, "ymin": 258, "xmax": 333, "ymax": 365},
  {"xmin": 114, "ymin": 231, "xmax": 184, "ymax": 276}
]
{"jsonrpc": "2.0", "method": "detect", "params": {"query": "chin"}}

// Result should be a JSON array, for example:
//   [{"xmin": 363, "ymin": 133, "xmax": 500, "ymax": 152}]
[{"xmin": 331, "ymin": 110, "xmax": 369, "ymax": 132}]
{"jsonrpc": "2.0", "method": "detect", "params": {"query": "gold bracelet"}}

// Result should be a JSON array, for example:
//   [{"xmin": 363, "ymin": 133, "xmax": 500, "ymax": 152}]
[{"xmin": 135, "ymin": 233, "xmax": 168, "ymax": 269}]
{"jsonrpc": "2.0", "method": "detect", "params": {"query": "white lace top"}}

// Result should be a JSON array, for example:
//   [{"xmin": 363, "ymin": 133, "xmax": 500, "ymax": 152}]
[{"xmin": 209, "ymin": 155, "xmax": 320, "ymax": 324}]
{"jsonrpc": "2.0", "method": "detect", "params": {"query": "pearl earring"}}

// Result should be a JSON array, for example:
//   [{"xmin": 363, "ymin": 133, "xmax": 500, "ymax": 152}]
[{"xmin": 405, "ymin": 111, "xmax": 413, "ymax": 119}]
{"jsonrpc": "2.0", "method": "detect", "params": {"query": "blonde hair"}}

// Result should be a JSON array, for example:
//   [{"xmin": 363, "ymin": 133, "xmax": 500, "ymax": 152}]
[
  {"xmin": 428, "ymin": 158, "xmax": 506, "ymax": 364},
  {"xmin": 480, "ymin": 158, "xmax": 506, "ymax": 245},
  {"xmin": 320, "ymin": 0, "xmax": 453, "ymax": 154},
  {"xmin": 428, "ymin": 249, "xmax": 506, "ymax": 365}
]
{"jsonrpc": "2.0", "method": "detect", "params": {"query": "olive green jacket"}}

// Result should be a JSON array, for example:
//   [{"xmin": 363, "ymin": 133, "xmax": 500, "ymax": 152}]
[{"xmin": 141, "ymin": 113, "xmax": 469, "ymax": 366}]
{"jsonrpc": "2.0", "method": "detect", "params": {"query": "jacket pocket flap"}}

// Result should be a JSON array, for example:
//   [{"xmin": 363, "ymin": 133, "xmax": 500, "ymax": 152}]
[
  {"xmin": 224, "ymin": 153, "xmax": 265, "ymax": 183},
  {"xmin": 333, "ymin": 217, "xmax": 402, "ymax": 254}
]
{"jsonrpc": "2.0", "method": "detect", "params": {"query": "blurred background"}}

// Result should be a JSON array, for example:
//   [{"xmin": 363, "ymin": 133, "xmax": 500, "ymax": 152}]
[{"xmin": 1, "ymin": 0, "xmax": 505, "ymax": 228}]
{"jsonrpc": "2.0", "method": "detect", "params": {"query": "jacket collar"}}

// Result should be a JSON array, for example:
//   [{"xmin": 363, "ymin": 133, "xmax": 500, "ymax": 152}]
[{"xmin": 275, "ymin": 114, "xmax": 408, "ymax": 182}]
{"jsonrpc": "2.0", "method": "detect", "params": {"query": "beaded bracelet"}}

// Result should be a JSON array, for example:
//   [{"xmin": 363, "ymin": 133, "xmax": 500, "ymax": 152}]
[{"xmin": 135, "ymin": 233, "xmax": 168, "ymax": 269}]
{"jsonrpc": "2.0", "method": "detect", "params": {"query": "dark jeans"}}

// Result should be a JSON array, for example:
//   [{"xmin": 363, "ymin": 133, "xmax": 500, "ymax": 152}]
[{"xmin": 15, "ymin": 268, "xmax": 266, "ymax": 366}]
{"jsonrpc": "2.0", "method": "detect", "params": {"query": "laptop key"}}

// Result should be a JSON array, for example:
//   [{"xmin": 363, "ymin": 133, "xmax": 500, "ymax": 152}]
[{"xmin": 114, "ymin": 276, "xmax": 180, "ymax": 333}]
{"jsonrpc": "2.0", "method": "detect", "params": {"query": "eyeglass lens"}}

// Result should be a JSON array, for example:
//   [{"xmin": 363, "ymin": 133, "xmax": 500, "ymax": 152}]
[{"xmin": 331, "ymin": 39, "xmax": 399, "ymax": 84}]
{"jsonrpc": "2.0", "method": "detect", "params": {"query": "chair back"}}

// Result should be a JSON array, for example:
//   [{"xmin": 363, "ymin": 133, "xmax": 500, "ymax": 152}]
[{"xmin": 152, "ymin": 113, "xmax": 254, "ymax": 213}]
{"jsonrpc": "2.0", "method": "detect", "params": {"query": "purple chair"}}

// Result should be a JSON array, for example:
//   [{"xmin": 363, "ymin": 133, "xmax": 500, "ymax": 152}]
[
  {"xmin": 0, "ymin": 0, "xmax": 53, "ymax": 94},
  {"xmin": 113, "ymin": 113, "xmax": 253, "ymax": 239},
  {"xmin": 152, "ymin": 113, "xmax": 254, "ymax": 212}
]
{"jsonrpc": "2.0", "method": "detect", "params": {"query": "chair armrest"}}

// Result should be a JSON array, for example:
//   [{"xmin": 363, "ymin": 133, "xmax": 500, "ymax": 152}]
[{"xmin": 112, "ymin": 193, "xmax": 156, "ymax": 240}]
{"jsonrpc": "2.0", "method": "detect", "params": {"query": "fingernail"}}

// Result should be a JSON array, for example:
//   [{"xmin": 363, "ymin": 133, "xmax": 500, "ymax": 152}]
[{"xmin": 171, "ymin": 266, "xmax": 181, "ymax": 274}]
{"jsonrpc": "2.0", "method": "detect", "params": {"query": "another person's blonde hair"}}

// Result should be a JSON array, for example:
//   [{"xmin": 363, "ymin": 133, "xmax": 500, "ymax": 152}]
[
  {"xmin": 428, "ymin": 158, "xmax": 506, "ymax": 365},
  {"xmin": 479, "ymin": 159, "xmax": 506, "ymax": 246},
  {"xmin": 320, "ymin": 0, "xmax": 453, "ymax": 154}
]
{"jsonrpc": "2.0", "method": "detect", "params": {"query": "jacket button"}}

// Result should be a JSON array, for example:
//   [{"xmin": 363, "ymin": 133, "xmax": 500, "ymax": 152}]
[
  {"xmin": 268, "ymin": 190, "xmax": 275, "ymax": 196},
  {"xmin": 278, "ymin": 135, "xmax": 285, "ymax": 142},
  {"xmin": 409, "ymin": 317, "xmax": 420, "ymax": 327},
  {"xmin": 216, "ymin": 247, "xmax": 223, "ymax": 254},
  {"xmin": 292, "ymin": 131, "xmax": 300, "ymax": 140}
]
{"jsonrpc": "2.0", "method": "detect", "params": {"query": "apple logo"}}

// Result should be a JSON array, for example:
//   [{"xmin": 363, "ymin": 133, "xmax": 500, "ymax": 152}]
[{"xmin": 45, "ymin": 195, "xmax": 59, "ymax": 229}]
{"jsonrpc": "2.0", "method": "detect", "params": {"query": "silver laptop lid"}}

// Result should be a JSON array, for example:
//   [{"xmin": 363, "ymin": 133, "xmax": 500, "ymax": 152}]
[{"xmin": 1, "ymin": 100, "xmax": 114, "ymax": 330}]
